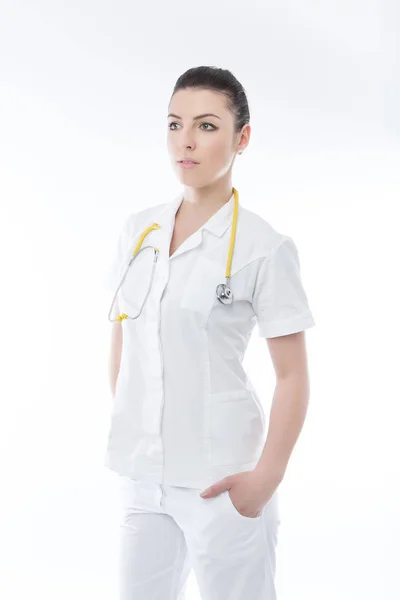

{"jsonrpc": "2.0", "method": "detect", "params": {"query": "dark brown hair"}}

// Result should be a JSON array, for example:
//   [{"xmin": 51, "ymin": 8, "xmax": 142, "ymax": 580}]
[{"xmin": 170, "ymin": 66, "xmax": 250, "ymax": 133}]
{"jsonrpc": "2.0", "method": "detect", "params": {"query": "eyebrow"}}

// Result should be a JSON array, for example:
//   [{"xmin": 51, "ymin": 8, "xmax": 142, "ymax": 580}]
[{"xmin": 167, "ymin": 113, "xmax": 221, "ymax": 121}]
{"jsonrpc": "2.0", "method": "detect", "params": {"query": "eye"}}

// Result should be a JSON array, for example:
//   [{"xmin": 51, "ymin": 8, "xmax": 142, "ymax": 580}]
[
  {"xmin": 168, "ymin": 122, "xmax": 216, "ymax": 131},
  {"xmin": 200, "ymin": 122, "xmax": 216, "ymax": 131}
]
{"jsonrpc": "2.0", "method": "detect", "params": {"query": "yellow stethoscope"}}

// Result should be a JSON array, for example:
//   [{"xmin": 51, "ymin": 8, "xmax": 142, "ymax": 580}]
[{"xmin": 108, "ymin": 187, "xmax": 239, "ymax": 322}]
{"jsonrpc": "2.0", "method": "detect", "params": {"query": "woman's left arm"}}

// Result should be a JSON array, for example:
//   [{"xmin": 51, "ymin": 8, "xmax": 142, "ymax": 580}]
[{"xmin": 254, "ymin": 330, "xmax": 311, "ymax": 483}]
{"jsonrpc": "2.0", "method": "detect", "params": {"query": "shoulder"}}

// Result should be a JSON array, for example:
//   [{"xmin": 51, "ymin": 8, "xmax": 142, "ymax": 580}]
[
  {"xmin": 135, "ymin": 202, "xmax": 168, "ymax": 225},
  {"xmin": 237, "ymin": 205, "xmax": 290, "ymax": 258},
  {"xmin": 119, "ymin": 201, "xmax": 168, "ymax": 236}
]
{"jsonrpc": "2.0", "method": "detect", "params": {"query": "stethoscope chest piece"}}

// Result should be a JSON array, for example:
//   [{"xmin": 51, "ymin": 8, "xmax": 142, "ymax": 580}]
[{"xmin": 216, "ymin": 283, "xmax": 234, "ymax": 305}]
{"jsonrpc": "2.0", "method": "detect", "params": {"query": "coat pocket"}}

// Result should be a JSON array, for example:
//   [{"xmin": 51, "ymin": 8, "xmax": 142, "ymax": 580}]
[
  {"xmin": 210, "ymin": 389, "xmax": 265, "ymax": 466},
  {"xmin": 179, "ymin": 257, "xmax": 225, "ymax": 321}
]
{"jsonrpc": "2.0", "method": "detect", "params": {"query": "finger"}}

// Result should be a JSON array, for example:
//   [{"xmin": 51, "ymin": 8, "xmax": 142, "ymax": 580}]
[
  {"xmin": 200, "ymin": 486, "xmax": 213, "ymax": 497},
  {"xmin": 200, "ymin": 477, "xmax": 233, "ymax": 497}
]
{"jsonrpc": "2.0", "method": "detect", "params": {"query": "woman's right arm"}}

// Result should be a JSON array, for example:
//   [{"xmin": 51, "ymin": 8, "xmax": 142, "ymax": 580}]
[{"xmin": 109, "ymin": 299, "xmax": 123, "ymax": 398}]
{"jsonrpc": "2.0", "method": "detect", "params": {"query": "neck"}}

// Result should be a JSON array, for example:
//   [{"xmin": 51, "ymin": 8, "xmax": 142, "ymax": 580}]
[{"xmin": 181, "ymin": 177, "xmax": 233, "ymax": 213}]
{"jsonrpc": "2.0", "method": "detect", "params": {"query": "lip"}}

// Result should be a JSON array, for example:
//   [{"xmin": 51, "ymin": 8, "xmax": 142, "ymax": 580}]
[{"xmin": 178, "ymin": 160, "xmax": 199, "ymax": 169}]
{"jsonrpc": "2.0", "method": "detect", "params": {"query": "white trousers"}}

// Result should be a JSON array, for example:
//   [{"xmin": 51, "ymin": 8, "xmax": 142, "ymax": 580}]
[{"xmin": 118, "ymin": 476, "xmax": 281, "ymax": 600}]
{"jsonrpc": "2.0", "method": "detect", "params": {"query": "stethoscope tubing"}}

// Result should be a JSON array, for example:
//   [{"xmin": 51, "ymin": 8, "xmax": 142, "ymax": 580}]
[{"xmin": 108, "ymin": 187, "xmax": 239, "ymax": 321}]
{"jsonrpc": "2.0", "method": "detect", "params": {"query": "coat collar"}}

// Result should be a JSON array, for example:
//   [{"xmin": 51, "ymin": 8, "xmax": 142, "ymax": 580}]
[
  {"xmin": 156, "ymin": 190, "xmax": 234, "ymax": 237},
  {"xmin": 144, "ymin": 190, "xmax": 235, "ymax": 261}
]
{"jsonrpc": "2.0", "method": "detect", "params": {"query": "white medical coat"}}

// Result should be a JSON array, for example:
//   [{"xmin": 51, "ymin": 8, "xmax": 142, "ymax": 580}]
[{"xmin": 104, "ymin": 191, "xmax": 315, "ymax": 489}]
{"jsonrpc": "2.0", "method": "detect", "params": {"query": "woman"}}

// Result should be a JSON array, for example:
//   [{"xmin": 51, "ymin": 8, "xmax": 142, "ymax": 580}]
[{"xmin": 105, "ymin": 66, "xmax": 315, "ymax": 600}]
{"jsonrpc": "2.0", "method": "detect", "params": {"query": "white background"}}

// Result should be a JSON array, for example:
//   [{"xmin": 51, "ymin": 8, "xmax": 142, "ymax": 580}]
[{"xmin": 0, "ymin": 1, "xmax": 399, "ymax": 598}]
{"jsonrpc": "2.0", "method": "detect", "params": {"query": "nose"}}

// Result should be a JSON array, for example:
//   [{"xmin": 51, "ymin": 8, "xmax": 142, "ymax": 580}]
[
  {"xmin": 178, "ymin": 130, "xmax": 196, "ymax": 150},
  {"xmin": 181, "ymin": 137, "xmax": 195, "ymax": 150}
]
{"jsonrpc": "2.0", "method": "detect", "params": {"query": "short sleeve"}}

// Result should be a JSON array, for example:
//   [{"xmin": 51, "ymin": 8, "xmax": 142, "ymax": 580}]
[
  {"xmin": 104, "ymin": 212, "xmax": 136, "ymax": 293},
  {"xmin": 252, "ymin": 236, "xmax": 316, "ymax": 338}
]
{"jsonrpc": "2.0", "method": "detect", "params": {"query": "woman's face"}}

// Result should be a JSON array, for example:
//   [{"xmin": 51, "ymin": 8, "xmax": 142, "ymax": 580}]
[{"xmin": 167, "ymin": 88, "xmax": 247, "ymax": 187}]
